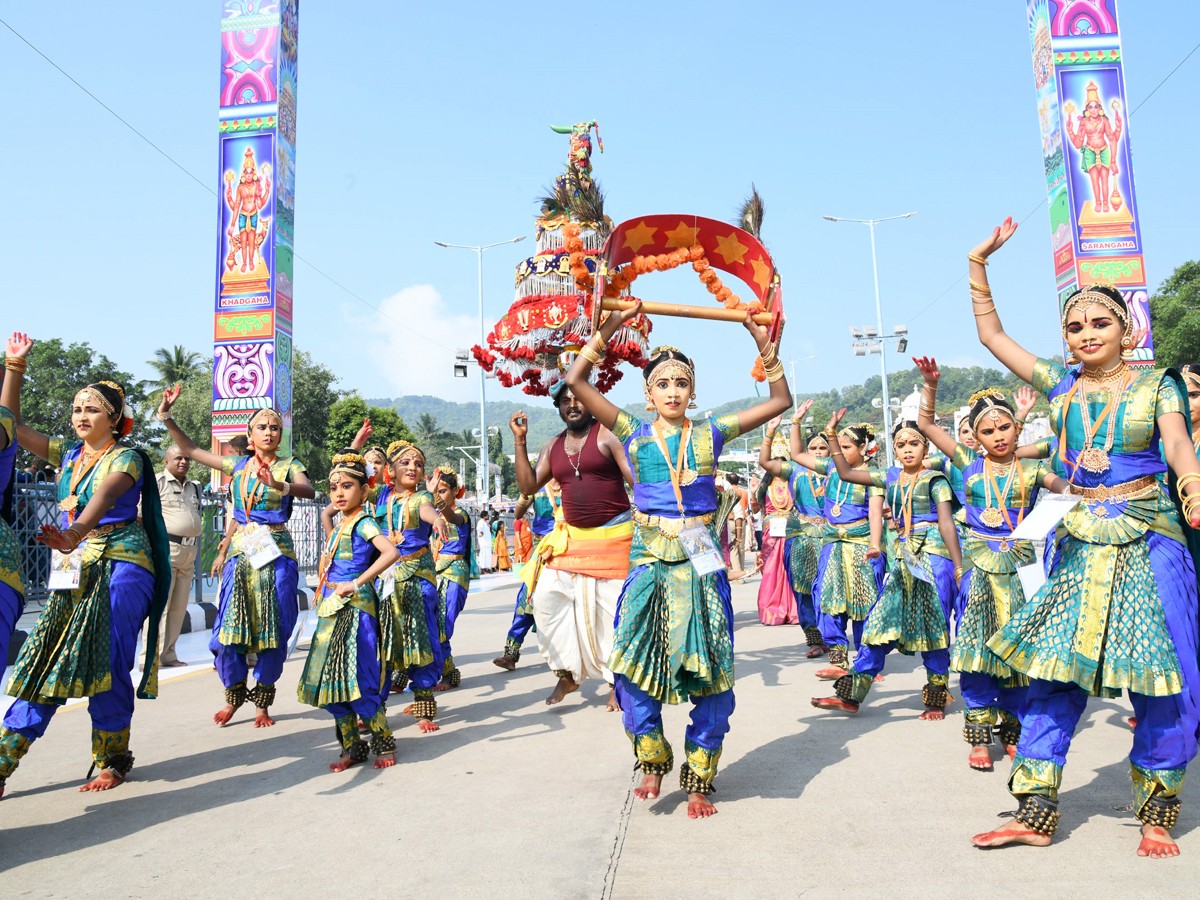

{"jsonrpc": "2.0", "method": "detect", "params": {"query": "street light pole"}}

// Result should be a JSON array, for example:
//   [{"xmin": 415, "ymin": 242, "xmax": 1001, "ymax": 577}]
[
  {"xmin": 435, "ymin": 235, "xmax": 526, "ymax": 503},
  {"xmin": 823, "ymin": 212, "xmax": 915, "ymax": 468}
]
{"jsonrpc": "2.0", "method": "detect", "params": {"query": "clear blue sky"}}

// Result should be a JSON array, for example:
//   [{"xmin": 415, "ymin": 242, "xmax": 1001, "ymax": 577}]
[{"xmin": 2, "ymin": 2, "xmax": 1197, "ymax": 415}]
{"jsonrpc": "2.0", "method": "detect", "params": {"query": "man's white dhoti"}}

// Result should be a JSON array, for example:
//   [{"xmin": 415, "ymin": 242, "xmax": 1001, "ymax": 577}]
[{"xmin": 533, "ymin": 568, "xmax": 621, "ymax": 684}]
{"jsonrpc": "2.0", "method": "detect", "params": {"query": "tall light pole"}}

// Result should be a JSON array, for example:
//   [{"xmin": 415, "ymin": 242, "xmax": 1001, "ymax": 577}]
[
  {"xmin": 823, "ymin": 212, "xmax": 916, "ymax": 467},
  {"xmin": 435, "ymin": 235, "xmax": 526, "ymax": 503}
]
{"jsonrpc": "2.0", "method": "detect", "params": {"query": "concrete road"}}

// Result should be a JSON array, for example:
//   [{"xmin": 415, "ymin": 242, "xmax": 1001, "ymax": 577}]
[{"xmin": 0, "ymin": 579, "xmax": 1195, "ymax": 898}]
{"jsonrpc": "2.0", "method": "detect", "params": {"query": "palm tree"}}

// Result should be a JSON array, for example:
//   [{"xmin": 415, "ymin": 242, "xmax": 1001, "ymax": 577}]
[
  {"xmin": 141, "ymin": 345, "xmax": 205, "ymax": 392},
  {"xmin": 415, "ymin": 412, "xmax": 441, "ymax": 444}
]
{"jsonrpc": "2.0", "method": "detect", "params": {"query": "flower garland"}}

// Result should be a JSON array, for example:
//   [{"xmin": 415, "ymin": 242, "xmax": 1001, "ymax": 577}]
[{"xmin": 564, "ymin": 223, "xmax": 764, "ymax": 313}]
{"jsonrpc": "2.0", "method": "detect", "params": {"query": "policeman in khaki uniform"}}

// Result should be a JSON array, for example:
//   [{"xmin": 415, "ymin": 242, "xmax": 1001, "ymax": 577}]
[{"xmin": 155, "ymin": 445, "xmax": 203, "ymax": 666}]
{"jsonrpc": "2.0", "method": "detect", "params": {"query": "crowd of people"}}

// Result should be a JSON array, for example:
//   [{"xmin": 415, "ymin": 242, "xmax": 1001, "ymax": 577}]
[{"xmin": 0, "ymin": 219, "xmax": 1199, "ymax": 856}]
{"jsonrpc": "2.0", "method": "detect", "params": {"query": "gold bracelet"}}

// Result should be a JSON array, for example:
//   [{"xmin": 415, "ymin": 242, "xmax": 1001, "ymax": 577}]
[
  {"xmin": 579, "ymin": 344, "xmax": 605, "ymax": 365},
  {"xmin": 63, "ymin": 526, "xmax": 84, "ymax": 550},
  {"xmin": 954, "ymin": 566, "xmax": 965, "ymax": 580},
  {"xmin": 759, "ymin": 345, "xmax": 779, "ymax": 366},
  {"xmin": 4, "ymin": 358, "xmax": 27, "ymax": 373},
  {"xmin": 968, "ymin": 279, "xmax": 991, "ymax": 293},
  {"xmin": 973, "ymin": 305, "xmax": 997, "ymax": 317},
  {"xmin": 764, "ymin": 361, "xmax": 786, "ymax": 383},
  {"xmin": 967, "ymin": 253, "xmax": 989, "ymax": 266},
  {"xmin": 1177, "ymin": 473, "xmax": 1200, "ymax": 498},
  {"xmin": 586, "ymin": 333, "xmax": 607, "ymax": 353},
  {"xmin": 764, "ymin": 430, "xmax": 776, "ymax": 442}
]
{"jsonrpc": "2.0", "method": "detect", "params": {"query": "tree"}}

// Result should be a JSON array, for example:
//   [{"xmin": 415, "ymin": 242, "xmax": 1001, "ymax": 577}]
[
  {"xmin": 141, "ymin": 345, "xmax": 205, "ymax": 393},
  {"xmin": 1149, "ymin": 260, "xmax": 1200, "ymax": 370},
  {"xmin": 414, "ymin": 412, "xmax": 441, "ymax": 444},
  {"xmin": 326, "ymin": 395, "xmax": 414, "ymax": 455},
  {"xmin": 14, "ymin": 338, "xmax": 150, "ymax": 465}
]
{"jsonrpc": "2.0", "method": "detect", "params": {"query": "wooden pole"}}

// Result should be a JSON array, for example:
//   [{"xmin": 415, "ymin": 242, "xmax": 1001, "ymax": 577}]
[{"xmin": 601, "ymin": 297, "xmax": 774, "ymax": 325}]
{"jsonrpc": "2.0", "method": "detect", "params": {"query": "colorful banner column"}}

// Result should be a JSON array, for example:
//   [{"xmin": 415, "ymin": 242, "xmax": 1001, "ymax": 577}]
[
  {"xmin": 1027, "ymin": 0, "xmax": 1153, "ymax": 362},
  {"xmin": 212, "ymin": 0, "xmax": 298, "ymax": 456}
]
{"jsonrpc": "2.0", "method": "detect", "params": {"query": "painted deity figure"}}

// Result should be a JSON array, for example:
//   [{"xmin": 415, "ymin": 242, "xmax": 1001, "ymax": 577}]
[
  {"xmin": 1064, "ymin": 82, "xmax": 1124, "ymax": 214},
  {"xmin": 224, "ymin": 147, "xmax": 272, "ymax": 273},
  {"xmin": 549, "ymin": 121, "xmax": 602, "ymax": 190}
]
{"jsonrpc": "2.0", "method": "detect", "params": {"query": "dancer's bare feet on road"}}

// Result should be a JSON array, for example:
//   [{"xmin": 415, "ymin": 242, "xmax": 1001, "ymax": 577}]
[
  {"xmin": 968, "ymin": 746, "xmax": 993, "ymax": 771},
  {"xmin": 687, "ymin": 794, "xmax": 717, "ymax": 818},
  {"xmin": 811, "ymin": 696, "xmax": 859, "ymax": 714},
  {"xmin": 374, "ymin": 752, "xmax": 396, "ymax": 769},
  {"xmin": 418, "ymin": 718, "xmax": 440, "ymax": 733},
  {"xmin": 633, "ymin": 772, "xmax": 662, "ymax": 800},
  {"xmin": 814, "ymin": 666, "xmax": 848, "ymax": 681},
  {"xmin": 1137, "ymin": 825, "xmax": 1180, "ymax": 858},
  {"xmin": 919, "ymin": 707, "xmax": 945, "ymax": 721},
  {"xmin": 970, "ymin": 820, "xmax": 1051, "ymax": 849},
  {"xmin": 79, "ymin": 769, "xmax": 127, "ymax": 792},
  {"xmin": 546, "ymin": 674, "xmax": 579, "ymax": 705},
  {"xmin": 605, "ymin": 688, "xmax": 620, "ymax": 712},
  {"xmin": 492, "ymin": 655, "xmax": 516, "ymax": 671},
  {"xmin": 329, "ymin": 752, "xmax": 363, "ymax": 773},
  {"xmin": 213, "ymin": 705, "xmax": 237, "ymax": 726},
  {"xmin": 254, "ymin": 707, "xmax": 275, "ymax": 727}
]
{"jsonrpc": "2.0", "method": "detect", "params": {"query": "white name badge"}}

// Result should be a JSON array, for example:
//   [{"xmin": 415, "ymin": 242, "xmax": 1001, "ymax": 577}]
[
  {"xmin": 380, "ymin": 566, "xmax": 397, "ymax": 598},
  {"xmin": 48, "ymin": 548, "xmax": 84, "ymax": 591},
  {"xmin": 902, "ymin": 547, "xmax": 934, "ymax": 584},
  {"xmin": 679, "ymin": 525, "xmax": 727, "ymax": 577},
  {"xmin": 768, "ymin": 517, "xmax": 788, "ymax": 538},
  {"xmin": 242, "ymin": 525, "xmax": 283, "ymax": 570}
]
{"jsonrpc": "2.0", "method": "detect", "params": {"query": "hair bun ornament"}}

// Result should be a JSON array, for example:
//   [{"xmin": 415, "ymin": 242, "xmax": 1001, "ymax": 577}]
[
  {"xmin": 967, "ymin": 388, "xmax": 1006, "ymax": 407},
  {"xmin": 120, "ymin": 411, "xmax": 135, "ymax": 437},
  {"xmin": 364, "ymin": 460, "xmax": 376, "ymax": 481}
]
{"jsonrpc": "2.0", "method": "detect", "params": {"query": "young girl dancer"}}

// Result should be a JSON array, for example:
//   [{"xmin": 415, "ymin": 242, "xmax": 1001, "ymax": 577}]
[
  {"xmin": 914, "ymin": 358, "xmax": 1069, "ymax": 770},
  {"xmin": 300, "ymin": 451, "xmax": 400, "ymax": 771},
  {"xmin": 430, "ymin": 468, "xmax": 470, "ymax": 691},
  {"xmin": 811, "ymin": 411, "xmax": 964, "ymax": 719}
]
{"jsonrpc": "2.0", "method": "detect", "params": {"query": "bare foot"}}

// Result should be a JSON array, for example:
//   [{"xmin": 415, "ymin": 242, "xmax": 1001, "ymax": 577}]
[
  {"xmin": 434, "ymin": 681, "xmax": 451, "ymax": 692},
  {"xmin": 546, "ymin": 674, "xmax": 579, "ymax": 706},
  {"xmin": 213, "ymin": 705, "xmax": 237, "ymax": 727},
  {"xmin": 79, "ymin": 769, "xmax": 127, "ymax": 792},
  {"xmin": 874, "ymin": 674, "xmax": 886, "ymax": 682},
  {"xmin": 811, "ymin": 696, "xmax": 859, "ymax": 714},
  {"xmin": 814, "ymin": 666, "xmax": 848, "ymax": 681},
  {"xmin": 1127, "ymin": 716, "xmax": 1138, "ymax": 729},
  {"xmin": 329, "ymin": 753, "xmax": 363, "ymax": 773},
  {"xmin": 971, "ymin": 820, "xmax": 1052, "ymax": 848},
  {"xmin": 1004, "ymin": 744, "xmax": 1018, "ymax": 761},
  {"xmin": 492, "ymin": 655, "xmax": 516, "ymax": 671},
  {"xmin": 374, "ymin": 753, "xmax": 396, "ymax": 769},
  {"xmin": 919, "ymin": 708, "xmax": 946, "ymax": 721},
  {"xmin": 687, "ymin": 793, "xmax": 718, "ymax": 819},
  {"xmin": 254, "ymin": 708, "xmax": 275, "ymax": 728},
  {"xmin": 806, "ymin": 645, "xmax": 827, "ymax": 659},
  {"xmin": 1137, "ymin": 824, "xmax": 1180, "ymax": 858},
  {"xmin": 605, "ymin": 688, "xmax": 621, "ymax": 712},
  {"xmin": 633, "ymin": 772, "xmax": 662, "ymax": 800},
  {"xmin": 969, "ymin": 746, "xmax": 994, "ymax": 771},
  {"xmin": 418, "ymin": 719, "xmax": 440, "ymax": 733}
]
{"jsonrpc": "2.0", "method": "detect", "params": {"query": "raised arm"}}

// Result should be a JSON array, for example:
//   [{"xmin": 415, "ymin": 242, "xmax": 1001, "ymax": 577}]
[
  {"xmin": 913, "ymin": 356, "xmax": 959, "ymax": 459},
  {"xmin": 733, "ymin": 314, "xmax": 792, "ymax": 434},
  {"xmin": 157, "ymin": 383, "xmax": 228, "ymax": 471},
  {"xmin": 511, "ymin": 411, "xmax": 553, "ymax": 495},
  {"xmin": 824, "ymin": 410, "xmax": 875, "ymax": 487},
  {"xmin": 1, "ymin": 332, "xmax": 32, "ymax": 453},
  {"xmin": 788, "ymin": 401, "xmax": 832, "ymax": 472},
  {"xmin": 759, "ymin": 415, "xmax": 785, "ymax": 477},
  {"xmin": 969, "ymin": 219, "xmax": 1037, "ymax": 385}
]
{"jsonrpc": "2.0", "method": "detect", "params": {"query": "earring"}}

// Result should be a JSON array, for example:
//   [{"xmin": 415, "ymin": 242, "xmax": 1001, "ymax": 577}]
[
  {"xmin": 688, "ymin": 394, "xmax": 698, "ymax": 409},
  {"xmin": 1066, "ymin": 352, "xmax": 1079, "ymax": 366},
  {"xmin": 1121, "ymin": 347, "xmax": 1135, "ymax": 360}
]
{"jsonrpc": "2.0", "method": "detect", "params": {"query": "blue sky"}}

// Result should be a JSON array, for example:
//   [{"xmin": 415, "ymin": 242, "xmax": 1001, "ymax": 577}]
[{"xmin": 3, "ymin": 2, "xmax": 1197, "ymax": 415}]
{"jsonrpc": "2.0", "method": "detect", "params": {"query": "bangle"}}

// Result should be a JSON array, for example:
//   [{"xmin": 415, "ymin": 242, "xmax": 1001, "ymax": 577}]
[
  {"xmin": 954, "ymin": 566, "xmax": 965, "ymax": 580},
  {"xmin": 968, "ymin": 278, "xmax": 991, "ymax": 293},
  {"xmin": 280, "ymin": 482, "xmax": 291, "ymax": 497},
  {"xmin": 156, "ymin": 410, "xmax": 173, "ymax": 423},
  {"xmin": 63, "ymin": 526, "xmax": 84, "ymax": 550},
  {"xmin": 579, "ymin": 344, "xmax": 605, "ymax": 365},
  {"xmin": 967, "ymin": 253, "xmax": 989, "ymax": 266},
  {"xmin": 973, "ymin": 305, "xmax": 997, "ymax": 318},
  {"xmin": 4, "ymin": 358, "xmax": 27, "ymax": 373},
  {"xmin": 586, "ymin": 333, "xmax": 607, "ymax": 353},
  {"xmin": 764, "ymin": 361, "xmax": 786, "ymax": 383},
  {"xmin": 869, "ymin": 544, "xmax": 880, "ymax": 553}
]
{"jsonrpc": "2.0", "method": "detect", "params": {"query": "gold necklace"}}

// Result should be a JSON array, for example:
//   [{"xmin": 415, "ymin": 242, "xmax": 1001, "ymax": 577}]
[
  {"xmin": 563, "ymin": 424, "xmax": 592, "ymax": 480},
  {"xmin": 829, "ymin": 466, "xmax": 863, "ymax": 517}
]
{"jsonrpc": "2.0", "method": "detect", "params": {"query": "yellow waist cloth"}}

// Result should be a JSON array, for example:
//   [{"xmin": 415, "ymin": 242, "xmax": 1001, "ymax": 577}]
[{"xmin": 521, "ymin": 519, "xmax": 633, "ymax": 595}]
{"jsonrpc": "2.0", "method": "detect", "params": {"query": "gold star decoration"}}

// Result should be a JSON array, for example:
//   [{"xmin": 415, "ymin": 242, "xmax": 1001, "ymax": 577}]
[
  {"xmin": 664, "ymin": 221, "xmax": 701, "ymax": 249},
  {"xmin": 750, "ymin": 257, "xmax": 773, "ymax": 294},
  {"xmin": 712, "ymin": 232, "xmax": 749, "ymax": 266},
  {"xmin": 622, "ymin": 220, "xmax": 658, "ymax": 253}
]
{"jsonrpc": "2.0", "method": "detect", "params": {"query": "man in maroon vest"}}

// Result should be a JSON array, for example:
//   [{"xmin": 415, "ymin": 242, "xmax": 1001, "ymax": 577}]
[{"xmin": 511, "ymin": 383, "xmax": 634, "ymax": 708}]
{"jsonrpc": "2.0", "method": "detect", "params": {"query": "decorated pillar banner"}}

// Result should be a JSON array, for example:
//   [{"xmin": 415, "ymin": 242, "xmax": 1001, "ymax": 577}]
[
  {"xmin": 213, "ymin": 0, "xmax": 298, "ymax": 460},
  {"xmin": 1027, "ymin": 0, "xmax": 1153, "ymax": 362}
]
